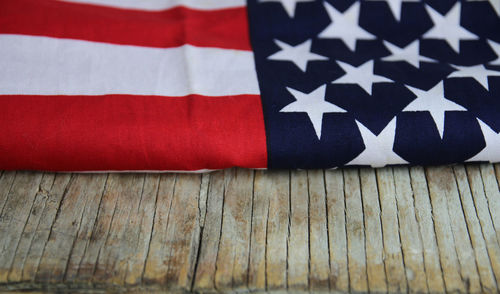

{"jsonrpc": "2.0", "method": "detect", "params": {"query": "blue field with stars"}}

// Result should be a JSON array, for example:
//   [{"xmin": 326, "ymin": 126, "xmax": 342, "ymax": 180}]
[{"xmin": 247, "ymin": 0, "xmax": 500, "ymax": 168}]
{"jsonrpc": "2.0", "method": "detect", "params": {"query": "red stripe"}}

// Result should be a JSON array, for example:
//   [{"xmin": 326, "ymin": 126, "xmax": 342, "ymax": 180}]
[
  {"xmin": 0, "ymin": 0, "xmax": 252, "ymax": 51},
  {"xmin": 0, "ymin": 95, "xmax": 267, "ymax": 171}
]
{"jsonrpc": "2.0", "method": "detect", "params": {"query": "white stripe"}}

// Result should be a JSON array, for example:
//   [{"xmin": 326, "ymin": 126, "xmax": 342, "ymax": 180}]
[
  {"xmin": 59, "ymin": 0, "xmax": 246, "ymax": 11},
  {"xmin": 0, "ymin": 35, "xmax": 260, "ymax": 97}
]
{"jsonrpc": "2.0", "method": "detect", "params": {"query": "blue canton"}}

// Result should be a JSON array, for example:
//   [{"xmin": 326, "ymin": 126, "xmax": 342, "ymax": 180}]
[{"xmin": 247, "ymin": 0, "xmax": 500, "ymax": 168}]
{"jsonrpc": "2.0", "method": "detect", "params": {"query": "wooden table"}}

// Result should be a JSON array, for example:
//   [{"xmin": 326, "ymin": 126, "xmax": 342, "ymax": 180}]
[{"xmin": 0, "ymin": 164, "xmax": 499, "ymax": 293}]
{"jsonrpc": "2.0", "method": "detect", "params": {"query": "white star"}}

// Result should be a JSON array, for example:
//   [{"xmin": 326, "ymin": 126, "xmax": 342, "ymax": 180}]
[
  {"xmin": 422, "ymin": 3, "xmax": 479, "ymax": 53},
  {"xmin": 382, "ymin": 40, "xmax": 437, "ymax": 68},
  {"xmin": 403, "ymin": 82, "xmax": 467, "ymax": 139},
  {"xmin": 365, "ymin": 0, "xmax": 420, "ymax": 22},
  {"xmin": 467, "ymin": 118, "xmax": 500, "ymax": 163},
  {"xmin": 448, "ymin": 64, "xmax": 500, "ymax": 90},
  {"xmin": 332, "ymin": 60, "xmax": 393, "ymax": 95},
  {"xmin": 487, "ymin": 40, "xmax": 500, "ymax": 65},
  {"xmin": 259, "ymin": 0, "xmax": 314, "ymax": 18},
  {"xmin": 347, "ymin": 118, "xmax": 408, "ymax": 167},
  {"xmin": 318, "ymin": 1, "xmax": 376, "ymax": 51},
  {"xmin": 280, "ymin": 85, "xmax": 347, "ymax": 139},
  {"xmin": 467, "ymin": 0, "xmax": 500, "ymax": 16},
  {"xmin": 267, "ymin": 39, "xmax": 328, "ymax": 72}
]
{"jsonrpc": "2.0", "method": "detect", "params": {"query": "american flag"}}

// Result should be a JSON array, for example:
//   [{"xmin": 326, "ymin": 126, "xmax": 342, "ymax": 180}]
[{"xmin": 0, "ymin": 0, "xmax": 499, "ymax": 171}]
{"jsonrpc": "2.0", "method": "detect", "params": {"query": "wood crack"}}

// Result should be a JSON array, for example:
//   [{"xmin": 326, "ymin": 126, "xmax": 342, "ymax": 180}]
[{"xmin": 140, "ymin": 175, "xmax": 161, "ymax": 284}]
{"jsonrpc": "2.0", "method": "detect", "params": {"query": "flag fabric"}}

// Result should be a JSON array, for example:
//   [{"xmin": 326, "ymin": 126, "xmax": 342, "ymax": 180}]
[{"xmin": 0, "ymin": 0, "xmax": 500, "ymax": 171}]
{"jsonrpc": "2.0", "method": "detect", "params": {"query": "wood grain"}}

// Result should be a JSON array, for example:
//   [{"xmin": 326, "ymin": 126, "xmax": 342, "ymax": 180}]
[{"xmin": 0, "ymin": 164, "xmax": 498, "ymax": 293}]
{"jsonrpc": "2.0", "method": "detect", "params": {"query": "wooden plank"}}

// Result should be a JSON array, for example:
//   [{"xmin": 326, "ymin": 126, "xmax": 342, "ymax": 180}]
[
  {"xmin": 68, "ymin": 174, "xmax": 120, "ymax": 283},
  {"xmin": 143, "ymin": 174, "xmax": 202, "ymax": 291},
  {"xmin": 465, "ymin": 165, "xmax": 500, "ymax": 287},
  {"xmin": 324, "ymin": 169, "xmax": 348, "ymax": 292},
  {"xmin": 435, "ymin": 166, "xmax": 482, "ymax": 292},
  {"xmin": 495, "ymin": 164, "xmax": 500, "ymax": 184},
  {"xmin": 473, "ymin": 164, "xmax": 500, "ymax": 289},
  {"xmin": 198, "ymin": 173, "xmax": 210, "ymax": 228},
  {"xmin": 5, "ymin": 173, "xmax": 56, "ymax": 282},
  {"xmin": 85, "ymin": 174, "xmax": 163, "ymax": 287},
  {"xmin": 481, "ymin": 164, "xmax": 500, "ymax": 245},
  {"xmin": 142, "ymin": 174, "xmax": 177, "ymax": 284},
  {"xmin": 193, "ymin": 171, "xmax": 225, "ymax": 292},
  {"xmin": 255, "ymin": 170, "xmax": 289, "ymax": 290},
  {"xmin": 343, "ymin": 168, "xmax": 368, "ymax": 293},
  {"xmin": 247, "ymin": 170, "xmax": 270, "ymax": 291},
  {"xmin": 8, "ymin": 174, "xmax": 72, "ymax": 283},
  {"xmin": 124, "ymin": 174, "xmax": 161, "ymax": 286},
  {"xmin": 287, "ymin": 170, "xmax": 309, "ymax": 290},
  {"xmin": 0, "ymin": 171, "xmax": 16, "ymax": 220},
  {"xmin": 214, "ymin": 168, "xmax": 254, "ymax": 291},
  {"xmin": 0, "ymin": 172, "xmax": 44, "ymax": 282},
  {"xmin": 60, "ymin": 174, "xmax": 108, "ymax": 283},
  {"xmin": 426, "ymin": 166, "xmax": 481, "ymax": 293},
  {"xmin": 35, "ymin": 174, "xmax": 108, "ymax": 283},
  {"xmin": 307, "ymin": 170, "xmax": 331, "ymax": 290},
  {"xmin": 158, "ymin": 173, "xmax": 202, "ymax": 291},
  {"xmin": 376, "ymin": 167, "xmax": 407, "ymax": 293},
  {"xmin": 454, "ymin": 165, "xmax": 498, "ymax": 293},
  {"xmin": 92, "ymin": 174, "xmax": 146, "ymax": 285},
  {"xmin": 358, "ymin": 168, "xmax": 387, "ymax": 293},
  {"xmin": 392, "ymin": 166, "xmax": 428, "ymax": 293},
  {"xmin": 409, "ymin": 166, "xmax": 446, "ymax": 293}
]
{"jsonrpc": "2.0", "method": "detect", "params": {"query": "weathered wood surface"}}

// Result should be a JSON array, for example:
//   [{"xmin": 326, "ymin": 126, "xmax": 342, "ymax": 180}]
[{"xmin": 0, "ymin": 164, "xmax": 499, "ymax": 293}]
